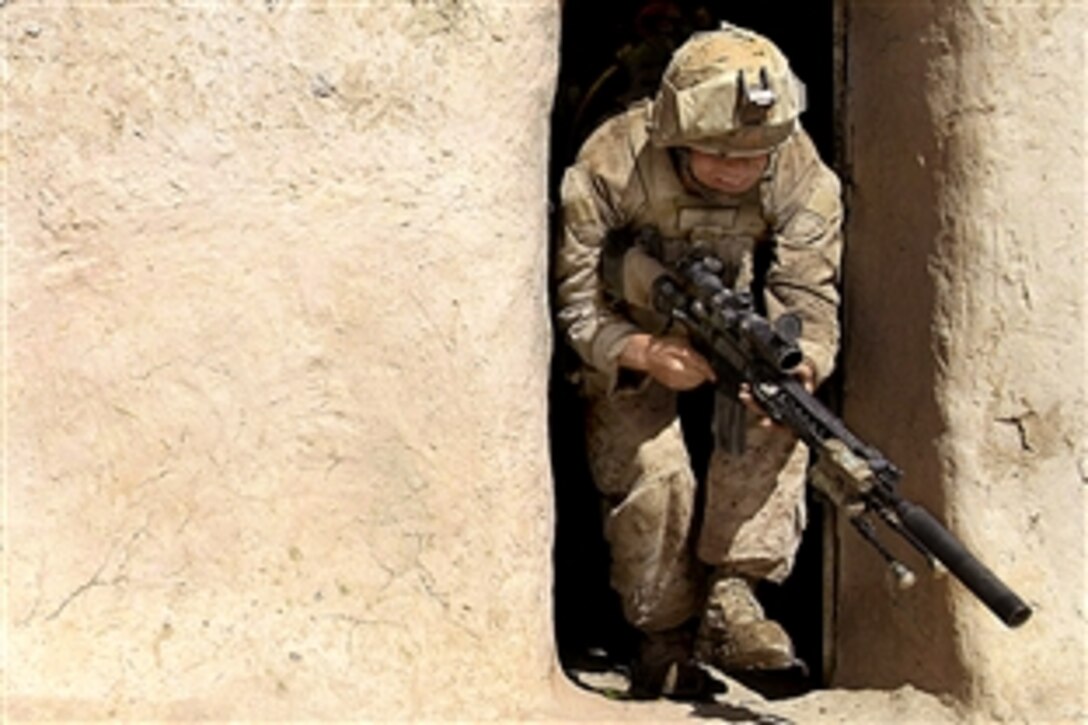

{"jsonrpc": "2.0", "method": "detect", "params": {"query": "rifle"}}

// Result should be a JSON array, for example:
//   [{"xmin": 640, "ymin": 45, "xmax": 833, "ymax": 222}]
[{"xmin": 601, "ymin": 229, "xmax": 1032, "ymax": 628}]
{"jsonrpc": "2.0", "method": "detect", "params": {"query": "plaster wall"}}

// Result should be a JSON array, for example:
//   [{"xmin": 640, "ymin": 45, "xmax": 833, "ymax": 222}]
[
  {"xmin": 3, "ymin": 1, "xmax": 1084, "ymax": 722},
  {"xmin": 839, "ymin": 2, "xmax": 1085, "ymax": 720},
  {"xmin": 3, "ymin": 2, "xmax": 563, "ymax": 720}
]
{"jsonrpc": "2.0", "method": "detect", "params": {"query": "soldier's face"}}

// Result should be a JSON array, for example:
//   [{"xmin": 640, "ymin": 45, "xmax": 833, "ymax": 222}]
[{"xmin": 688, "ymin": 149, "xmax": 769, "ymax": 194}]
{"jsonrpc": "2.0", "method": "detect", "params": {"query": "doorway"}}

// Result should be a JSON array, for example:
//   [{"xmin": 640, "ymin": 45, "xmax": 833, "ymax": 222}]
[{"xmin": 548, "ymin": 0, "xmax": 842, "ymax": 697}]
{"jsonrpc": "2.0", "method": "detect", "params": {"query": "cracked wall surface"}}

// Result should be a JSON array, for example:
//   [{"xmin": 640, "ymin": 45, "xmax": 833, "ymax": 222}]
[
  {"xmin": 837, "ymin": 2, "xmax": 1085, "ymax": 721},
  {"xmin": 2, "ymin": 0, "xmax": 1084, "ymax": 723},
  {"xmin": 4, "ymin": 2, "xmax": 562, "ymax": 720}
]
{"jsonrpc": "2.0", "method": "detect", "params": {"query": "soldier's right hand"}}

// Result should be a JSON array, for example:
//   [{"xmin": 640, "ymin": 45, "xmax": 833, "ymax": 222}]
[{"xmin": 618, "ymin": 334, "xmax": 717, "ymax": 391}]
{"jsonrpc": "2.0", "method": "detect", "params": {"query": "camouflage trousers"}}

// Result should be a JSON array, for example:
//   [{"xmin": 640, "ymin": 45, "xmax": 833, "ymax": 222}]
[{"xmin": 586, "ymin": 381, "xmax": 809, "ymax": 633}]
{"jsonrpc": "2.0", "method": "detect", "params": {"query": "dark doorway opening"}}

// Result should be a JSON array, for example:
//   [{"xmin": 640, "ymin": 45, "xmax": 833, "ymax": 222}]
[{"xmin": 548, "ymin": 1, "xmax": 841, "ymax": 699}]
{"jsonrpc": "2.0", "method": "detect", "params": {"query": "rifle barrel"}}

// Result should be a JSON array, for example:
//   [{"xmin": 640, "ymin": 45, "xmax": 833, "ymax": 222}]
[{"xmin": 895, "ymin": 500, "xmax": 1033, "ymax": 627}]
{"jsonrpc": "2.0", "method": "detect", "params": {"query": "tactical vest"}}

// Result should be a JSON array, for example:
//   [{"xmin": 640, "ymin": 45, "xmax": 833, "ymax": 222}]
[{"xmin": 615, "ymin": 141, "xmax": 773, "ymax": 334}]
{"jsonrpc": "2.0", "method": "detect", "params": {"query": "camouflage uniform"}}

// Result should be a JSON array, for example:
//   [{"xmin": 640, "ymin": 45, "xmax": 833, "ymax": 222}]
[{"xmin": 555, "ymin": 31, "xmax": 843, "ymax": 637}]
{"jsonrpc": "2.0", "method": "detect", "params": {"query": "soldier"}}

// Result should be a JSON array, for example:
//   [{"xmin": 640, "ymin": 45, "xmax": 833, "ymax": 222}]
[{"xmin": 555, "ymin": 24, "xmax": 843, "ymax": 697}]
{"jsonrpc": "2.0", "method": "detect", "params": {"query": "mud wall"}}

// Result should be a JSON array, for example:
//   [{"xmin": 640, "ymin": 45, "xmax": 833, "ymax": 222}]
[
  {"xmin": 4, "ymin": 2, "xmax": 562, "ymax": 720},
  {"xmin": 838, "ymin": 2, "xmax": 1085, "ymax": 720},
  {"xmin": 3, "ymin": 0, "xmax": 1085, "ymax": 722}
]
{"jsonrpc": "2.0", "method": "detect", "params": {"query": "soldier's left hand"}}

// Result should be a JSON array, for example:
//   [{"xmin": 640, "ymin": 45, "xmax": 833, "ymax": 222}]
[{"xmin": 739, "ymin": 361, "xmax": 816, "ymax": 429}]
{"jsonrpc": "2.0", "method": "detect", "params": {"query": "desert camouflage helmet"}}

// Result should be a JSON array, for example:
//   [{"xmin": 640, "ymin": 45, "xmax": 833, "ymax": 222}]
[{"xmin": 649, "ymin": 24, "xmax": 806, "ymax": 155}]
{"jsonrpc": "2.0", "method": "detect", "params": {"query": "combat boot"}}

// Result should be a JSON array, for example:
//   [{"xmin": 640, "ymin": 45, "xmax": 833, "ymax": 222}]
[
  {"xmin": 628, "ymin": 627, "xmax": 713, "ymax": 700},
  {"xmin": 695, "ymin": 575, "xmax": 797, "ymax": 672}
]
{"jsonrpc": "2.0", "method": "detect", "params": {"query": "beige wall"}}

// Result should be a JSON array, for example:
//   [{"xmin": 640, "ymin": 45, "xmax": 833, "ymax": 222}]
[
  {"xmin": 839, "ymin": 1, "xmax": 1085, "ymax": 720},
  {"xmin": 4, "ymin": 2, "xmax": 562, "ymax": 720},
  {"xmin": 3, "ymin": 0, "xmax": 1084, "ymax": 721}
]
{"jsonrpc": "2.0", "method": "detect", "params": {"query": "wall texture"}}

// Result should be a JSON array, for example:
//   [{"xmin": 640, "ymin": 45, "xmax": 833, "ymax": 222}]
[
  {"xmin": 2, "ymin": 0, "xmax": 1084, "ymax": 722},
  {"xmin": 839, "ymin": 1, "xmax": 1085, "ymax": 721},
  {"xmin": 4, "ymin": 2, "xmax": 563, "ymax": 720}
]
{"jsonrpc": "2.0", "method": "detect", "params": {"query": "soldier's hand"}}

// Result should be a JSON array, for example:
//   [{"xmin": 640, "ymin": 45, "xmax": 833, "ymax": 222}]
[
  {"xmin": 618, "ymin": 334, "xmax": 717, "ymax": 391},
  {"xmin": 739, "ymin": 361, "xmax": 817, "ymax": 428}
]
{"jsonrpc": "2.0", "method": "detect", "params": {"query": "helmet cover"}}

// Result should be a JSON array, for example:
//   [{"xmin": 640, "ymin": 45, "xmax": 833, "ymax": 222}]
[{"xmin": 649, "ymin": 24, "xmax": 806, "ymax": 155}]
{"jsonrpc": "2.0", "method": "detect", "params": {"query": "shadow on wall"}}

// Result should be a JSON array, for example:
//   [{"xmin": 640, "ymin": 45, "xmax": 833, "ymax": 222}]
[{"xmin": 833, "ymin": 2, "xmax": 970, "ymax": 695}]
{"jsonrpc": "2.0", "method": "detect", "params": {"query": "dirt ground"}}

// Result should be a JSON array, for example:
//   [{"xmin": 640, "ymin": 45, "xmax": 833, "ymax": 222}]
[{"xmin": 544, "ymin": 664, "xmax": 962, "ymax": 723}]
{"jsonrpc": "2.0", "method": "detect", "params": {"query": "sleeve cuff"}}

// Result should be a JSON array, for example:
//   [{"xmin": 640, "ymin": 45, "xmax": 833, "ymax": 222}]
[
  {"xmin": 587, "ymin": 321, "xmax": 642, "ymax": 396},
  {"xmin": 798, "ymin": 339, "xmax": 837, "ymax": 386}
]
